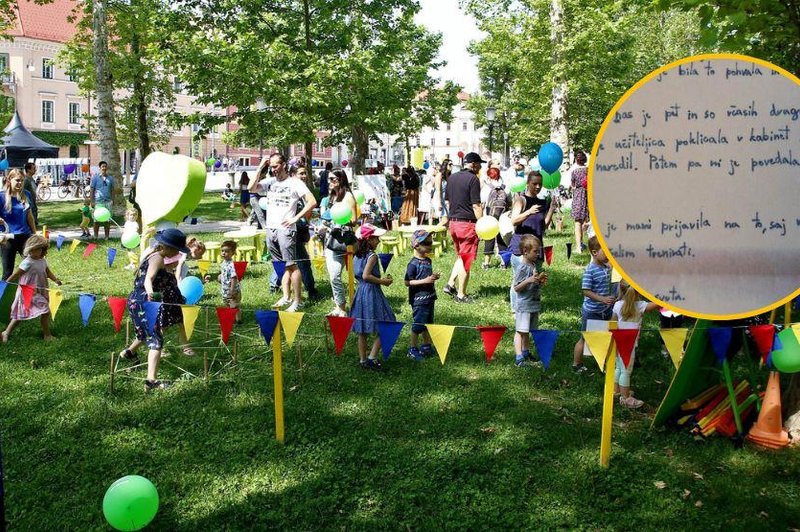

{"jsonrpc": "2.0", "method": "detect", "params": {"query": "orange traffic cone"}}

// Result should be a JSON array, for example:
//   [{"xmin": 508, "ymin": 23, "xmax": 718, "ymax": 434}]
[{"xmin": 746, "ymin": 371, "xmax": 790, "ymax": 449}]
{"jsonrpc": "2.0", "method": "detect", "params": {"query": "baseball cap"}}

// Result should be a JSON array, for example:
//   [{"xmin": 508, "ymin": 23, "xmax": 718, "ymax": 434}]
[
  {"xmin": 411, "ymin": 229, "xmax": 432, "ymax": 247},
  {"xmin": 355, "ymin": 223, "xmax": 387, "ymax": 240},
  {"xmin": 463, "ymin": 152, "xmax": 486, "ymax": 164}
]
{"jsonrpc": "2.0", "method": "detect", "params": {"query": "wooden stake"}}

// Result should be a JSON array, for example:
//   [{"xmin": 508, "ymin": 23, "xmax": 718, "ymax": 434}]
[
  {"xmin": 600, "ymin": 344, "xmax": 616, "ymax": 468},
  {"xmin": 273, "ymin": 323, "xmax": 285, "ymax": 443},
  {"xmin": 109, "ymin": 351, "xmax": 116, "ymax": 393}
]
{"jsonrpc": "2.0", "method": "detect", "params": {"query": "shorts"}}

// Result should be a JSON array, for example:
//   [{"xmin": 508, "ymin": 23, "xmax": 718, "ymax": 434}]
[
  {"xmin": 267, "ymin": 227, "xmax": 298, "ymax": 266},
  {"xmin": 80, "ymin": 216, "xmax": 90, "ymax": 229},
  {"xmin": 223, "ymin": 292, "xmax": 241, "ymax": 308},
  {"xmin": 515, "ymin": 311, "xmax": 539, "ymax": 334},
  {"xmin": 411, "ymin": 302, "xmax": 435, "ymax": 334},
  {"xmin": 449, "ymin": 220, "xmax": 478, "ymax": 262},
  {"xmin": 580, "ymin": 307, "xmax": 613, "ymax": 331}
]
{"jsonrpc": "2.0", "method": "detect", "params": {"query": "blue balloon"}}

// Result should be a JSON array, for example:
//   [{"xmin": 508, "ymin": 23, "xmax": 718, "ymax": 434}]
[
  {"xmin": 538, "ymin": 142, "xmax": 563, "ymax": 174},
  {"xmin": 0, "ymin": 160, "xmax": 8, "ymax": 171},
  {"xmin": 423, "ymin": 161, "xmax": 430, "ymax": 169},
  {"xmin": 179, "ymin": 276, "xmax": 204, "ymax": 305}
]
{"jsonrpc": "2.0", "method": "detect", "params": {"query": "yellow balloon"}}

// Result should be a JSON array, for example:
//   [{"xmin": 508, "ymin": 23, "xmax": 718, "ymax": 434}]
[
  {"xmin": 411, "ymin": 148, "xmax": 425, "ymax": 169},
  {"xmin": 476, "ymin": 216, "xmax": 500, "ymax": 241}
]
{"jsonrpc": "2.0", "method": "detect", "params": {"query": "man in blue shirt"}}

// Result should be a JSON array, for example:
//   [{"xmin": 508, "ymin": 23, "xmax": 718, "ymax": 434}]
[{"xmin": 90, "ymin": 160, "xmax": 114, "ymax": 240}]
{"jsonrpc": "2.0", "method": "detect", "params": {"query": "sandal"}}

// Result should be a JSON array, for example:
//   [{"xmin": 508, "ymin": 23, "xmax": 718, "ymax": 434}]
[
  {"xmin": 119, "ymin": 349, "xmax": 139, "ymax": 363},
  {"xmin": 144, "ymin": 380, "xmax": 171, "ymax": 392},
  {"xmin": 182, "ymin": 346, "xmax": 196, "ymax": 357}
]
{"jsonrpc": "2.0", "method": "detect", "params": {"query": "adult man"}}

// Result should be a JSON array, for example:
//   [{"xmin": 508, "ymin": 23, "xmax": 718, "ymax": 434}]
[
  {"xmin": 319, "ymin": 161, "xmax": 332, "ymax": 199},
  {"xmin": 90, "ymin": 161, "xmax": 114, "ymax": 240},
  {"xmin": 22, "ymin": 163, "xmax": 38, "ymax": 225},
  {"xmin": 250, "ymin": 153, "xmax": 317, "ymax": 312},
  {"xmin": 442, "ymin": 151, "xmax": 484, "ymax": 303}
]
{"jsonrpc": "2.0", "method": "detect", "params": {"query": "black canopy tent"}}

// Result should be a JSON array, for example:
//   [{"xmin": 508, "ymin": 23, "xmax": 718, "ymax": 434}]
[{"xmin": 1, "ymin": 111, "xmax": 59, "ymax": 168}]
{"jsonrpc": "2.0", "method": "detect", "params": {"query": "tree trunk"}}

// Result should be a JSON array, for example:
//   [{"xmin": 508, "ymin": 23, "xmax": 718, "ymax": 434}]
[
  {"xmin": 304, "ymin": 139, "xmax": 314, "ymax": 189},
  {"xmin": 351, "ymin": 125, "xmax": 369, "ymax": 175},
  {"xmin": 549, "ymin": 0, "xmax": 569, "ymax": 165},
  {"xmin": 404, "ymin": 135, "xmax": 411, "ymax": 168},
  {"xmin": 92, "ymin": 0, "xmax": 124, "ymax": 214},
  {"xmin": 131, "ymin": 29, "xmax": 151, "ymax": 164}
]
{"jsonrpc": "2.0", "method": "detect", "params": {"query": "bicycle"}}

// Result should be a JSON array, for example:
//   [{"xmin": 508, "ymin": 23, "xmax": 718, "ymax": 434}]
[{"xmin": 36, "ymin": 175, "xmax": 52, "ymax": 202}]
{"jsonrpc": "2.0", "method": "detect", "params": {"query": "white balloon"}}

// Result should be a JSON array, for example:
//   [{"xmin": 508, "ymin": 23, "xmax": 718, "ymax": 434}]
[{"xmin": 258, "ymin": 197, "xmax": 269, "ymax": 211}]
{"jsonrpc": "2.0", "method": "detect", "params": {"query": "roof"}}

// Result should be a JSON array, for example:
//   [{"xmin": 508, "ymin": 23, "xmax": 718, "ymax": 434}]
[
  {"xmin": 7, "ymin": 0, "xmax": 80, "ymax": 44},
  {"xmin": 457, "ymin": 91, "xmax": 471, "ymax": 101}
]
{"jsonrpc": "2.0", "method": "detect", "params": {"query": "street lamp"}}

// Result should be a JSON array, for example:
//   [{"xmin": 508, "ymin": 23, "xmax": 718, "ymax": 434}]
[
  {"xmin": 255, "ymin": 98, "xmax": 268, "ymax": 161},
  {"xmin": 503, "ymin": 131, "xmax": 509, "ymax": 167},
  {"xmin": 485, "ymin": 106, "xmax": 496, "ymax": 159}
]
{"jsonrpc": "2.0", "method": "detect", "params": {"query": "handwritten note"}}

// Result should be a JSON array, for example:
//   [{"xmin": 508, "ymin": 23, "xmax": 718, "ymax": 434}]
[{"xmin": 591, "ymin": 57, "xmax": 800, "ymax": 317}]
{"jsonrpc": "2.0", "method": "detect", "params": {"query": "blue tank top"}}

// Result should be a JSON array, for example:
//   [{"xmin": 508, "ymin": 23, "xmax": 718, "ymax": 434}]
[{"xmin": 508, "ymin": 193, "xmax": 550, "ymax": 255}]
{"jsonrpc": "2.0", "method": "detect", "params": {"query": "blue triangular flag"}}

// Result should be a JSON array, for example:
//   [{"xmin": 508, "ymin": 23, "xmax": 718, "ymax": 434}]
[
  {"xmin": 78, "ymin": 293, "xmax": 96, "ymax": 327},
  {"xmin": 378, "ymin": 253, "xmax": 393, "ymax": 273},
  {"xmin": 56, "ymin": 234, "xmax": 65, "ymax": 250},
  {"xmin": 143, "ymin": 301, "xmax": 161, "ymax": 334},
  {"xmin": 531, "ymin": 330, "xmax": 559, "ymax": 369},
  {"xmin": 708, "ymin": 327, "xmax": 732, "ymax": 365},
  {"xmin": 272, "ymin": 260, "xmax": 286, "ymax": 280},
  {"xmin": 499, "ymin": 250, "xmax": 512, "ymax": 267},
  {"xmin": 0, "ymin": 280, "xmax": 6, "ymax": 301},
  {"xmin": 377, "ymin": 320, "xmax": 404, "ymax": 360},
  {"xmin": 107, "ymin": 248, "xmax": 117, "ymax": 267},
  {"xmin": 768, "ymin": 333, "xmax": 782, "ymax": 368},
  {"xmin": 255, "ymin": 310, "xmax": 279, "ymax": 345}
]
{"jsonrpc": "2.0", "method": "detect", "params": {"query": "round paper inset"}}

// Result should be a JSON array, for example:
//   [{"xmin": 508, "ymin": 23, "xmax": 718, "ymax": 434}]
[{"xmin": 589, "ymin": 54, "xmax": 800, "ymax": 319}]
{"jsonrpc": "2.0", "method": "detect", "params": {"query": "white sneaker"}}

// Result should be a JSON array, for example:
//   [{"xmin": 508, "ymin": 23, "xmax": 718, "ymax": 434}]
[
  {"xmin": 284, "ymin": 301, "xmax": 303, "ymax": 312},
  {"xmin": 272, "ymin": 297, "xmax": 291, "ymax": 309},
  {"xmin": 619, "ymin": 395, "xmax": 644, "ymax": 409}
]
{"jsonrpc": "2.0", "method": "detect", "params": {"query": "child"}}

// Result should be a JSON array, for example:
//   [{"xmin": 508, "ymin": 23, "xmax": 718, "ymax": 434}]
[
  {"xmin": 219, "ymin": 240, "xmax": 242, "ymax": 324},
  {"xmin": 404, "ymin": 229, "xmax": 439, "ymax": 361},
  {"xmin": 79, "ymin": 199, "xmax": 92, "ymax": 237},
  {"xmin": 165, "ymin": 236, "xmax": 206, "ymax": 282},
  {"xmin": 512, "ymin": 235, "xmax": 547, "ymax": 366},
  {"xmin": 123, "ymin": 208, "xmax": 140, "ymax": 271},
  {"xmin": 222, "ymin": 183, "xmax": 236, "ymax": 206},
  {"xmin": 572, "ymin": 236, "xmax": 615, "ymax": 374},
  {"xmin": 482, "ymin": 172, "xmax": 510, "ymax": 269},
  {"xmin": 1, "ymin": 235, "xmax": 61, "ymax": 342},
  {"xmin": 350, "ymin": 223, "xmax": 395, "ymax": 369},
  {"xmin": 612, "ymin": 281, "xmax": 659, "ymax": 408}
]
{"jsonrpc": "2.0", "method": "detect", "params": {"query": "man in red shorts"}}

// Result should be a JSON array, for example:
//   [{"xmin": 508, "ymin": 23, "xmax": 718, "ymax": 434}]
[{"xmin": 442, "ymin": 152, "xmax": 484, "ymax": 303}]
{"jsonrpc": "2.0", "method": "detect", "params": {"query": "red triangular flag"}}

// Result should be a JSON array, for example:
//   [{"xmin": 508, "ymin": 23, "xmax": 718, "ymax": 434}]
[
  {"xmin": 611, "ymin": 329, "xmax": 639, "ymax": 369},
  {"xmin": 543, "ymin": 245, "xmax": 553, "ymax": 266},
  {"xmin": 749, "ymin": 324, "xmax": 776, "ymax": 363},
  {"xmin": 216, "ymin": 307, "xmax": 238, "ymax": 345},
  {"xmin": 326, "ymin": 315, "xmax": 355, "ymax": 355},
  {"xmin": 82, "ymin": 243, "xmax": 97, "ymax": 259},
  {"xmin": 107, "ymin": 296, "xmax": 127, "ymax": 333},
  {"xmin": 233, "ymin": 261, "xmax": 247, "ymax": 281},
  {"xmin": 477, "ymin": 325, "xmax": 507, "ymax": 362},
  {"xmin": 460, "ymin": 252, "xmax": 474, "ymax": 273},
  {"xmin": 20, "ymin": 284, "xmax": 34, "ymax": 311}
]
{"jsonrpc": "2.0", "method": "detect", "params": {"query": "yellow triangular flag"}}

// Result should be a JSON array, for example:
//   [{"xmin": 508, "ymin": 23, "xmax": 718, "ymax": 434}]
[
  {"xmin": 278, "ymin": 311, "xmax": 304, "ymax": 347},
  {"xmin": 69, "ymin": 239, "xmax": 80, "ymax": 254},
  {"xmin": 181, "ymin": 305, "xmax": 200, "ymax": 341},
  {"xmin": 660, "ymin": 328, "xmax": 688, "ymax": 369},
  {"xmin": 48, "ymin": 289, "xmax": 63, "ymax": 321},
  {"xmin": 41, "ymin": 224, "xmax": 47, "ymax": 235},
  {"xmin": 582, "ymin": 331, "xmax": 613, "ymax": 372},
  {"xmin": 611, "ymin": 268, "xmax": 622, "ymax": 284},
  {"xmin": 427, "ymin": 324, "xmax": 455, "ymax": 365},
  {"xmin": 792, "ymin": 323, "xmax": 800, "ymax": 345},
  {"xmin": 197, "ymin": 260, "xmax": 211, "ymax": 277},
  {"xmin": 312, "ymin": 255, "xmax": 325, "ymax": 273}
]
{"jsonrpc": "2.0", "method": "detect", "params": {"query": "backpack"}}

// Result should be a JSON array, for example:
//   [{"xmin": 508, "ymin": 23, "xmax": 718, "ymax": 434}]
[{"xmin": 486, "ymin": 185, "xmax": 510, "ymax": 218}]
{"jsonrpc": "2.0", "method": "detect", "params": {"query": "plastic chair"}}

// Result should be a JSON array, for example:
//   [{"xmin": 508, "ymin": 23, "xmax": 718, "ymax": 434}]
[
  {"xmin": 379, "ymin": 235, "xmax": 401, "ymax": 256},
  {"xmin": 236, "ymin": 245, "xmax": 257, "ymax": 262},
  {"xmin": 204, "ymin": 241, "xmax": 222, "ymax": 262}
]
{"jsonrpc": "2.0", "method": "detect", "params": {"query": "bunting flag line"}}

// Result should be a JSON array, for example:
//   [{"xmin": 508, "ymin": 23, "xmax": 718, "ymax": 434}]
[
  {"xmin": 233, "ymin": 261, "xmax": 248, "ymax": 281},
  {"xmin": 56, "ymin": 234, "xmax": 65, "ymax": 251},
  {"xmin": 20, "ymin": 284, "xmax": 34, "ymax": 311},
  {"xmin": 427, "ymin": 324, "xmax": 455, "ymax": 365},
  {"xmin": 273, "ymin": 260, "xmax": 286, "ymax": 280},
  {"xmin": 69, "ymin": 239, "xmax": 80, "ymax": 254},
  {"xmin": 143, "ymin": 301, "xmax": 161, "ymax": 334},
  {"xmin": 78, "ymin": 293, "xmax": 96, "ymax": 327},
  {"xmin": 659, "ymin": 328, "xmax": 688, "ymax": 369},
  {"xmin": 582, "ymin": 331, "xmax": 613, "ymax": 372},
  {"xmin": 611, "ymin": 267, "xmax": 623, "ymax": 284},
  {"xmin": 377, "ymin": 253, "xmax": 393, "ymax": 273},
  {"xmin": 107, "ymin": 297, "xmax": 127, "ymax": 333},
  {"xmin": 708, "ymin": 327, "xmax": 733, "ymax": 365},
  {"xmin": 48, "ymin": 289, "xmax": 63, "ymax": 321},
  {"xmin": 476, "ymin": 325, "xmax": 506, "ymax": 362},
  {"xmin": 565, "ymin": 242, "xmax": 572, "ymax": 260},
  {"xmin": 748, "ymin": 324, "xmax": 776, "ymax": 364},
  {"xmin": 255, "ymin": 310, "xmax": 279, "ymax": 345},
  {"xmin": 181, "ymin": 305, "xmax": 200, "ymax": 341},
  {"xmin": 278, "ymin": 311, "xmax": 303, "ymax": 347},
  {"xmin": 610, "ymin": 329, "xmax": 639, "ymax": 369},
  {"xmin": 327, "ymin": 315, "xmax": 356, "ymax": 355},
  {"xmin": 107, "ymin": 248, "xmax": 117, "ymax": 268},
  {"xmin": 197, "ymin": 259, "xmax": 211, "ymax": 277},
  {"xmin": 543, "ymin": 246, "xmax": 553, "ymax": 266},
  {"xmin": 377, "ymin": 320, "xmax": 404, "ymax": 360},
  {"xmin": 216, "ymin": 307, "xmax": 238, "ymax": 345},
  {"xmin": 82, "ymin": 243, "xmax": 97, "ymax": 259},
  {"xmin": 460, "ymin": 252, "xmax": 474, "ymax": 274},
  {"xmin": 531, "ymin": 329, "xmax": 559, "ymax": 369},
  {"xmin": 499, "ymin": 250, "xmax": 512, "ymax": 267}
]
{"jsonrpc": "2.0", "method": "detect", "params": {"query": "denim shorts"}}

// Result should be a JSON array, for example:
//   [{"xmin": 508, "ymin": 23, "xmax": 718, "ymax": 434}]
[
  {"xmin": 580, "ymin": 307, "xmax": 612, "ymax": 331},
  {"xmin": 411, "ymin": 303, "xmax": 435, "ymax": 334}
]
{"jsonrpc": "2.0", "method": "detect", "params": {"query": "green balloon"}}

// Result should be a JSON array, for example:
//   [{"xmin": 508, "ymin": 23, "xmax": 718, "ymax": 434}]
[
  {"xmin": 94, "ymin": 206, "xmax": 111, "ymax": 223},
  {"xmin": 509, "ymin": 177, "xmax": 527, "ymax": 193},
  {"xmin": 206, "ymin": 158, "xmax": 214, "ymax": 166},
  {"xmin": 541, "ymin": 169, "xmax": 561, "ymax": 189},
  {"xmin": 354, "ymin": 190, "xmax": 366, "ymax": 205},
  {"xmin": 121, "ymin": 231, "xmax": 141, "ymax": 249},
  {"xmin": 103, "ymin": 475, "xmax": 159, "ymax": 531},
  {"xmin": 330, "ymin": 202, "xmax": 352, "ymax": 225},
  {"xmin": 772, "ymin": 328, "xmax": 800, "ymax": 373}
]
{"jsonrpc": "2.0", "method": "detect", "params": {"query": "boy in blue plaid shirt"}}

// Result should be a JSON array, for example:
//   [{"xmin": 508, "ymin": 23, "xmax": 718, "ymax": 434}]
[{"xmin": 404, "ymin": 229, "xmax": 439, "ymax": 361}]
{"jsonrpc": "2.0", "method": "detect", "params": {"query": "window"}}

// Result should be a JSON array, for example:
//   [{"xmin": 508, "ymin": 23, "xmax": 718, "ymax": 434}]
[
  {"xmin": 316, "ymin": 137, "xmax": 323, "ymax": 153},
  {"xmin": 430, "ymin": 137, "xmax": 435, "ymax": 147},
  {"xmin": 414, "ymin": 136, "xmax": 420, "ymax": 148},
  {"xmin": 42, "ymin": 58, "xmax": 54, "ymax": 79},
  {"xmin": 68, "ymin": 102, "xmax": 80, "ymax": 124},
  {"xmin": 41, "ymin": 100, "xmax": 54, "ymax": 123},
  {"xmin": 462, "ymin": 122, "xmax": 468, "ymax": 131},
  {"xmin": 173, "ymin": 77, "xmax": 184, "ymax": 92},
  {"xmin": 446, "ymin": 123, "xmax": 451, "ymax": 131},
  {"xmin": 66, "ymin": 69, "xmax": 77, "ymax": 82},
  {"xmin": 0, "ymin": 54, "xmax": 8, "ymax": 72},
  {"xmin": 446, "ymin": 138, "xmax": 451, "ymax": 146}
]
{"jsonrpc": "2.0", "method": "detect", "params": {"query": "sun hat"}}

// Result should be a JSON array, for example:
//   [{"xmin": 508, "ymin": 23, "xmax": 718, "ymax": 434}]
[
  {"xmin": 355, "ymin": 223, "xmax": 386, "ymax": 240},
  {"xmin": 411, "ymin": 229, "xmax": 432, "ymax": 248},
  {"xmin": 153, "ymin": 228, "xmax": 189, "ymax": 254}
]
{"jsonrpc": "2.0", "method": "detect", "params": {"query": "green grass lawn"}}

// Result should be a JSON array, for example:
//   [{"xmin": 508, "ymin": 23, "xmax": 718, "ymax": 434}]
[{"xmin": 1, "ymin": 227, "xmax": 798, "ymax": 530}]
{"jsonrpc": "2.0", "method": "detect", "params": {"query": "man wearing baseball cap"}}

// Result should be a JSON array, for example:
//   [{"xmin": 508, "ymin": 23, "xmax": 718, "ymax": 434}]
[{"xmin": 442, "ymin": 151, "xmax": 484, "ymax": 303}]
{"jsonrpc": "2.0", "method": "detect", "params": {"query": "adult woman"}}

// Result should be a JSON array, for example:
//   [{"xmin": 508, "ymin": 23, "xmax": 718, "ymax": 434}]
[
  {"xmin": 570, "ymin": 151, "xmax": 589, "ymax": 252},
  {"xmin": 322, "ymin": 170, "xmax": 358, "ymax": 316},
  {"xmin": 238, "ymin": 171, "xmax": 250, "ymax": 221},
  {"xmin": 432, "ymin": 159, "xmax": 451, "ymax": 222},
  {"xmin": 389, "ymin": 164, "xmax": 403, "ymax": 214},
  {"xmin": 416, "ymin": 169, "xmax": 434, "ymax": 225},
  {"xmin": 0, "ymin": 169, "xmax": 36, "ymax": 280},
  {"xmin": 398, "ymin": 166, "xmax": 419, "ymax": 225},
  {"xmin": 507, "ymin": 171, "xmax": 557, "ymax": 308}
]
